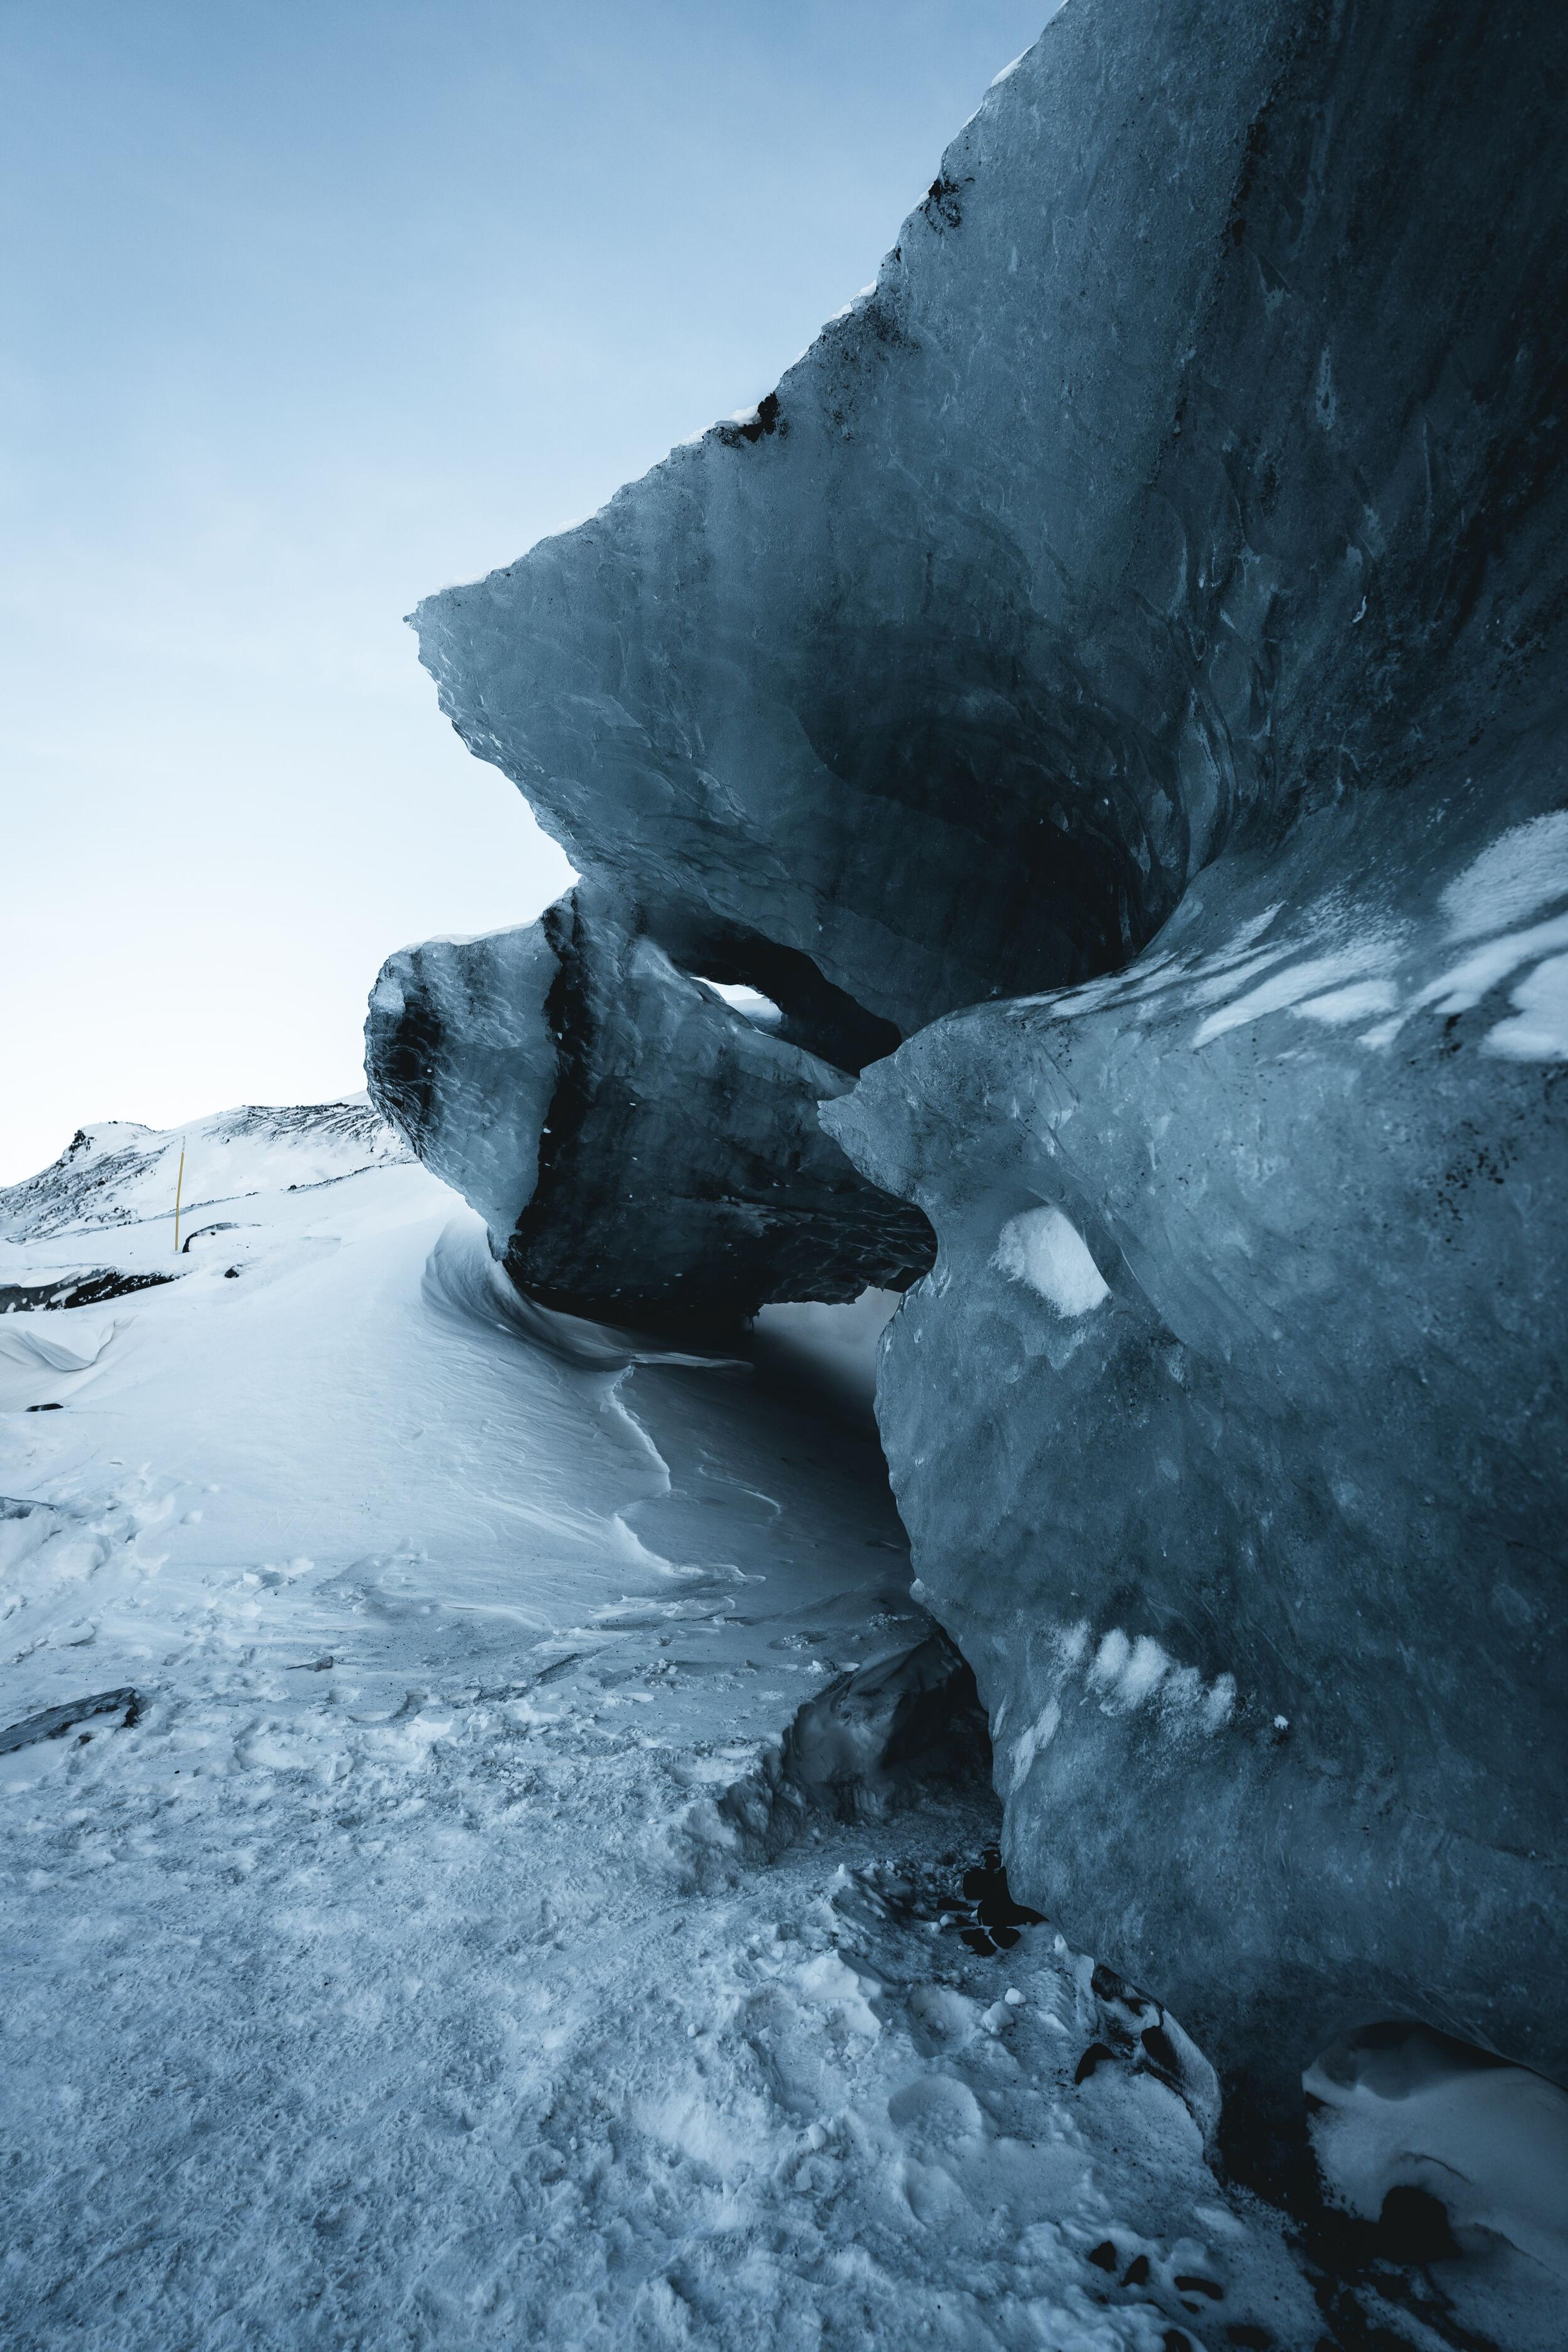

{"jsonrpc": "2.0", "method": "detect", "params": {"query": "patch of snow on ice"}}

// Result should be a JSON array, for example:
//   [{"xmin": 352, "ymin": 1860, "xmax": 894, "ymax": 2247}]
[
  {"xmin": 1412, "ymin": 909, "xmax": 1568, "ymax": 1020},
  {"xmin": 994, "ymin": 1207, "xmax": 1109, "ymax": 1316},
  {"xmin": 1184, "ymin": 946, "xmax": 1297, "ymax": 1009},
  {"xmin": 1484, "ymin": 951, "xmax": 1568, "ymax": 1061},
  {"xmin": 1119, "ymin": 1634, "xmax": 1171, "ymax": 1705},
  {"xmin": 1053, "ymin": 1619, "xmax": 1090, "ymax": 1667},
  {"xmin": 1193, "ymin": 946, "xmax": 1401, "ymax": 1045},
  {"xmin": 1197, "ymin": 902, "xmax": 1287, "ymax": 966},
  {"xmin": 1295, "ymin": 980, "xmax": 1401, "ymax": 1025},
  {"xmin": 1201, "ymin": 1673, "xmax": 1237, "ymax": 1731},
  {"xmin": 1088, "ymin": 1627, "xmax": 1132, "ymax": 1690},
  {"xmin": 1441, "ymin": 808, "xmax": 1568, "ymax": 940},
  {"xmin": 1008, "ymin": 1698, "xmax": 1060, "ymax": 1793},
  {"xmin": 1087, "ymin": 1630, "xmax": 1174, "ymax": 1711}
]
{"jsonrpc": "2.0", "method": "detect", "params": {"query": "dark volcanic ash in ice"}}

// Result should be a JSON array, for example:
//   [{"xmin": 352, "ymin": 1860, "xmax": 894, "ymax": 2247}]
[{"xmin": 373, "ymin": 0, "xmax": 1568, "ymax": 2131}]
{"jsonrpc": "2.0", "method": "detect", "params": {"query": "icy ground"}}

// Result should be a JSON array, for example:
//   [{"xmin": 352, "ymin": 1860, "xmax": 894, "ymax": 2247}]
[{"xmin": 0, "ymin": 1106, "xmax": 1539, "ymax": 2350}]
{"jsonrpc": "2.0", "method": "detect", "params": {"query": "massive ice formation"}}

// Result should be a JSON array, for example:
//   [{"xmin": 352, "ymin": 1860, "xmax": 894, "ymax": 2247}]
[
  {"xmin": 368, "ymin": 886, "xmax": 933, "ymax": 1319},
  {"xmin": 826, "ymin": 800, "xmax": 1568, "ymax": 2104},
  {"xmin": 367, "ymin": 923, "xmax": 560, "ymax": 1253},
  {"xmin": 382, "ymin": 0, "xmax": 1568, "ymax": 2107}
]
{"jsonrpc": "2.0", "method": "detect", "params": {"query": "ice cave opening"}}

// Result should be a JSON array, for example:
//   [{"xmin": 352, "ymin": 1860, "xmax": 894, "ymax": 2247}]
[{"xmin": 662, "ymin": 926, "xmax": 905, "ymax": 1074}]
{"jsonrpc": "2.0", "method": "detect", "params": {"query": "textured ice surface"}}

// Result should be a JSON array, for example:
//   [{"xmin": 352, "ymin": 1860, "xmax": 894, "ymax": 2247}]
[
  {"xmin": 366, "ymin": 924, "xmax": 559, "ymax": 1252},
  {"xmin": 368, "ymin": 884, "xmax": 933, "ymax": 1319},
  {"xmin": 409, "ymin": 0, "xmax": 1290, "ymax": 1040},
  {"xmin": 827, "ymin": 791, "xmax": 1568, "ymax": 2100}
]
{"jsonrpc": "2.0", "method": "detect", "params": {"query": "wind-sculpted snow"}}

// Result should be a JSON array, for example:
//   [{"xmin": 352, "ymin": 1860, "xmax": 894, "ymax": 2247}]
[
  {"xmin": 0, "ymin": 1102, "xmax": 1343, "ymax": 2350},
  {"xmin": 389, "ymin": 0, "xmax": 1568, "ymax": 2207}
]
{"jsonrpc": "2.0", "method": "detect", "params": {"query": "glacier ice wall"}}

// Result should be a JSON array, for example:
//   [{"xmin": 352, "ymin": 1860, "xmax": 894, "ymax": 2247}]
[
  {"xmin": 826, "ymin": 795, "xmax": 1568, "ymax": 2100},
  {"xmin": 385, "ymin": 0, "xmax": 1568, "ymax": 2097}
]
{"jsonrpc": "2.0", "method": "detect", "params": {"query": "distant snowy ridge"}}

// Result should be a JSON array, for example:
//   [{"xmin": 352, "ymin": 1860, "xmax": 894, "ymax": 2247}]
[{"xmin": 0, "ymin": 1097, "xmax": 411, "ymax": 1247}]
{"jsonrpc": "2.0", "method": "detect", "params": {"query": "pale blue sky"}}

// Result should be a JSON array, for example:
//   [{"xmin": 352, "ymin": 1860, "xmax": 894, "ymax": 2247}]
[{"xmin": 1, "ymin": 2, "xmax": 1047, "ymax": 1179}]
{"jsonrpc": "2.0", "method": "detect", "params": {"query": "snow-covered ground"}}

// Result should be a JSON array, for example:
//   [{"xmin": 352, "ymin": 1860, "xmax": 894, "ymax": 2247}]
[{"xmin": 0, "ymin": 1104, "xmax": 1552, "ymax": 2349}]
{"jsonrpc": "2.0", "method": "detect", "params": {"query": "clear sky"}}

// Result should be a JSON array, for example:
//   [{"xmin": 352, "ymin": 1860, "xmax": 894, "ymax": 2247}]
[{"xmin": 0, "ymin": 1, "xmax": 1048, "ymax": 1182}]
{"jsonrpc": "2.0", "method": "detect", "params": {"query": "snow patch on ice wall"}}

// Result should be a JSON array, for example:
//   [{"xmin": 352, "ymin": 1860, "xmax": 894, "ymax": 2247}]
[
  {"xmin": 1192, "ymin": 943, "xmax": 1404, "ymax": 1047},
  {"xmin": 1008, "ymin": 1699, "xmax": 1060, "ymax": 1795},
  {"xmin": 993, "ymin": 807, "xmax": 1568, "ymax": 1067},
  {"xmin": 1487, "ymin": 954, "xmax": 1568, "ymax": 1061},
  {"xmin": 1083, "ymin": 1626, "xmax": 1236, "ymax": 1733},
  {"xmin": 1004, "ymin": 1623, "xmax": 1240, "ymax": 1797},
  {"xmin": 1441, "ymin": 809, "xmax": 1568, "ymax": 942},
  {"xmin": 993, "ymin": 1208, "xmax": 1109, "ymax": 1316}
]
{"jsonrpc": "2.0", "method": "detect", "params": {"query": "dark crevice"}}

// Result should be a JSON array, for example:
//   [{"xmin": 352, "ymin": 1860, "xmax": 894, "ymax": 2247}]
[
  {"xmin": 713, "ymin": 390, "xmax": 786, "ymax": 448},
  {"xmin": 793, "ymin": 623, "xmax": 1182, "ymax": 1008},
  {"xmin": 781, "ymin": 1625, "xmax": 992, "ymax": 1822}
]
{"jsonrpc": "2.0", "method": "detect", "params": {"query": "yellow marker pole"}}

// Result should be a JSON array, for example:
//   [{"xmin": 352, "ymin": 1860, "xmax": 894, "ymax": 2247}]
[{"xmin": 173, "ymin": 1145, "xmax": 185, "ymax": 1256}]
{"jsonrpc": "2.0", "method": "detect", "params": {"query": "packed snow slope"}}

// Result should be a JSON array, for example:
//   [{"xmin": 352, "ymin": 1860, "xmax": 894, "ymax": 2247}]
[
  {"xmin": 7, "ymin": 1102, "xmax": 1566, "ymax": 2347},
  {"xmin": 0, "ymin": 1102, "xmax": 1352, "ymax": 2352}
]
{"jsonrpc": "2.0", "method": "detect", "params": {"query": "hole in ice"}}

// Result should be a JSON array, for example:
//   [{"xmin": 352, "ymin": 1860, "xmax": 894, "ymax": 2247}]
[
  {"xmin": 1172, "ymin": 2271, "xmax": 1223, "ymax": 2299},
  {"xmin": 1075, "ymin": 2040, "xmax": 1117, "ymax": 2084},
  {"xmin": 751, "ymin": 1287, "xmax": 900, "ymax": 1432},
  {"xmin": 665, "ymin": 927, "xmax": 901, "ymax": 1071},
  {"xmin": 782, "ymin": 1626, "xmax": 991, "ymax": 1820},
  {"xmin": 695, "ymin": 977, "xmax": 784, "ymax": 1031},
  {"xmin": 1143, "ymin": 2023, "xmax": 1183, "ymax": 2074},
  {"xmin": 1371, "ymin": 2187, "xmax": 1461, "ymax": 2267}
]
